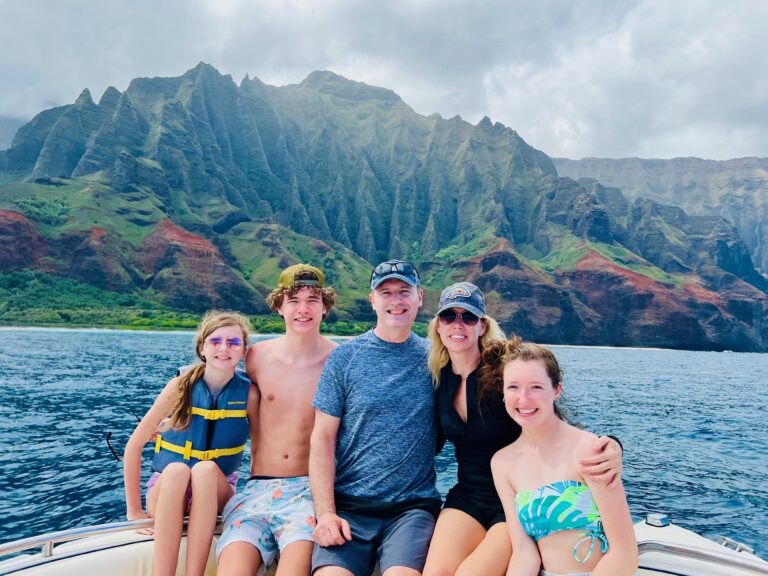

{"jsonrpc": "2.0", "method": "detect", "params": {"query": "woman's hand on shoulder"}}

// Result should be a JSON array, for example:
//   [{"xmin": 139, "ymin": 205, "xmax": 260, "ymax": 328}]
[{"xmin": 577, "ymin": 432, "xmax": 623, "ymax": 489}]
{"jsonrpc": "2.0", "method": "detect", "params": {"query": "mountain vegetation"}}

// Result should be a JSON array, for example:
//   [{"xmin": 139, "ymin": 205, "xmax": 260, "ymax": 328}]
[
  {"xmin": 554, "ymin": 156, "xmax": 768, "ymax": 275},
  {"xmin": 1, "ymin": 63, "xmax": 766, "ymax": 351}
]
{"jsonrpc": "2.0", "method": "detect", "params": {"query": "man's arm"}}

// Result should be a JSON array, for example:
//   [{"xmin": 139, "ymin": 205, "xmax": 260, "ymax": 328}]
[{"xmin": 309, "ymin": 409, "xmax": 351, "ymax": 546}]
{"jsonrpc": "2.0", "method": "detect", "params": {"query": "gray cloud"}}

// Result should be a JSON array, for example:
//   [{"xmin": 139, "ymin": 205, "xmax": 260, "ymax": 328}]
[{"xmin": 0, "ymin": 0, "xmax": 764, "ymax": 159}]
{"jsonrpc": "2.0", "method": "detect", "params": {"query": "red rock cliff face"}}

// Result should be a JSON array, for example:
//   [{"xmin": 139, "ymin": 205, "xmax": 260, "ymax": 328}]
[
  {"xmin": 429, "ymin": 243, "xmax": 768, "ymax": 352},
  {"xmin": 424, "ymin": 241, "xmax": 591, "ymax": 344},
  {"xmin": 0, "ymin": 210, "xmax": 48, "ymax": 272},
  {"xmin": 53, "ymin": 226, "xmax": 135, "ymax": 291},
  {"xmin": 0, "ymin": 212, "xmax": 134, "ymax": 290},
  {"xmin": 558, "ymin": 251, "xmax": 768, "ymax": 351},
  {"xmin": 138, "ymin": 219, "xmax": 264, "ymax": 312}
]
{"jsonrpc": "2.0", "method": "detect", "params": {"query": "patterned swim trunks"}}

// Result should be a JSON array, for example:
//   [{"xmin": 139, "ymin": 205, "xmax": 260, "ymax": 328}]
[{"xmin": 216, "ymin": 475, "xmax": 316, "ymax": 567}]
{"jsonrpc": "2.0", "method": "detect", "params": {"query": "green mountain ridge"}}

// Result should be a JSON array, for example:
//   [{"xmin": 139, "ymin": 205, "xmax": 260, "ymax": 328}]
[
  {"xmin": 554, "ymin": 156, "xmax": 768, "ymax": 275},
  {"xmin": 1, "ymin": 63, "xmax": 767, "ymax": 351}
]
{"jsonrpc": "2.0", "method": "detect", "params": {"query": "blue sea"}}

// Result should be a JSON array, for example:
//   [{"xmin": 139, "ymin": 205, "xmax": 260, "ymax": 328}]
[{"xmin": 1, "ymin": 328, "xmax": 766, "ymax": 557}]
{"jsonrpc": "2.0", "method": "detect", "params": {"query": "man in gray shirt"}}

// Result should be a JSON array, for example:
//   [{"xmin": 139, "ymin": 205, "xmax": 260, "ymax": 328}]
[{"xmin": 310, "ymin": 260, "xmax": 440, "ymax": 576}]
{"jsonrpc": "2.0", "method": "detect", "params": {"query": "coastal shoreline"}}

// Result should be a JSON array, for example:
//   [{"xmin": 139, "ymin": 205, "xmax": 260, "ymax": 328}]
[
  {"xmin": 0, "ymin": 324, "xmax": 752, "ymax": 353},
  {"xmin": 0, "ymin": 325, "xmax": 350, "ymax": 338}
]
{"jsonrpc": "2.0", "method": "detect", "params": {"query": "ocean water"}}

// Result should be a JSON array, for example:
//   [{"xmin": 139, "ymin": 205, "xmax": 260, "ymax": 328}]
[{"xmin": 0, "ymin": 328, "xmax": 766, "ymax": 557}]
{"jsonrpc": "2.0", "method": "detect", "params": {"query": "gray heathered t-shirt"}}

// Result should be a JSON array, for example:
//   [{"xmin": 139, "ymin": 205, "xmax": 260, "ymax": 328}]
[{"xmin": 312, "ymin": 329, "xmax": 439, "ymax": 503}]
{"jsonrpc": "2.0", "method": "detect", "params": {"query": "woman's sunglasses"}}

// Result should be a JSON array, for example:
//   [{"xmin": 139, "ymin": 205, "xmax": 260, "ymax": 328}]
[{"xmin": 438, "ymin": 310, "xmax": 480, "ymax": 326}]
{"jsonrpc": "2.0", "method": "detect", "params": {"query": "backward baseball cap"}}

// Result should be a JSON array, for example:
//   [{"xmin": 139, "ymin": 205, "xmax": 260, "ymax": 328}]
[{"xmin": 277, "ymin": 264, "xmax": 325, "ymax": 289}]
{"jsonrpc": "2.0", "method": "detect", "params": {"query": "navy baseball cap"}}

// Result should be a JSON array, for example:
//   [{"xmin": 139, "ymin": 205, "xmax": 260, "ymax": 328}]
[
  {"xmin": 370, "ymin": 260, "xmax": 420, "ymax": 290},
  {"xmin": 435, "ymin": 282, "xmax": 486, "ymax": 318}
]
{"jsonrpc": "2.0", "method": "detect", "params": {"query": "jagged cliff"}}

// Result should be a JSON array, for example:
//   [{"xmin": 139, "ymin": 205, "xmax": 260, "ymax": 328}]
[
  {"xmin": 1, "ymin": 64, "xmax": 766, "ymax": 350},
  {"xmin": 554, "ymin": 156, "xmax": 768, "ymax": 274}
]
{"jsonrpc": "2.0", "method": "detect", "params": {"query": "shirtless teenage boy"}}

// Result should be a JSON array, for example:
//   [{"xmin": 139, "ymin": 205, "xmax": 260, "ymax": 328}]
[{"xmin": 217, "ymin": 264, "xmax": 338, "ymax": 576}]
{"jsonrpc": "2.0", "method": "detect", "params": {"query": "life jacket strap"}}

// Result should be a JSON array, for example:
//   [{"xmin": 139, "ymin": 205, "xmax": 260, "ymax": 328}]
[
  {"xmin": 154, "ymin": 434, "xmax": 246, "ymax": 461},
  {"xmin": 190, "ymin": 407, "xmax": 248, "ymax": 420}
]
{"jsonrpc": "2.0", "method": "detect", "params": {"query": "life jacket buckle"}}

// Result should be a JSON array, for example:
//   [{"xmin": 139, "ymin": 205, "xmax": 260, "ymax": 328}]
[{"xmin": 200, "ymin": 449, "xmax": 219, "ymax": 460}]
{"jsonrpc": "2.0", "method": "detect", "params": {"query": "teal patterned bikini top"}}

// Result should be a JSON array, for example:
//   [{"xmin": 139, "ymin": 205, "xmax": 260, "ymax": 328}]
[{"xmin": 515, "ymin": 479, "xmax": 609, "ymax": 563}]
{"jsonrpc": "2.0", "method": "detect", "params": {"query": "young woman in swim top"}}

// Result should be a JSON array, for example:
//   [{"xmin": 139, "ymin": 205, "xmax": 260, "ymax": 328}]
[
  {"xmin": 423, "ymin": 283, "xmax": 624, "ymax": 576},
  {"xmin": 485, "ymin": 337, "xmax": 638, "ymax": 576},
  {"xmin": 123, "ymin": 311, "xmax": 258, "ymax": 576}
]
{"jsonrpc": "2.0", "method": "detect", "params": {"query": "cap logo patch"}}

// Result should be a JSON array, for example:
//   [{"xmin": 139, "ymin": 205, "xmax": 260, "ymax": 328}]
[{"xmin": 446, "ymin": 286, "xmax": 471, "ymax": 299}]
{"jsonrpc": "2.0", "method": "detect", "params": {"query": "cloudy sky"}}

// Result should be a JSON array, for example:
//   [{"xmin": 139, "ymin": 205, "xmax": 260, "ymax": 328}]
[{"xmin": 1, "ymin": 0, "xmax": 766, "ymax": 160}]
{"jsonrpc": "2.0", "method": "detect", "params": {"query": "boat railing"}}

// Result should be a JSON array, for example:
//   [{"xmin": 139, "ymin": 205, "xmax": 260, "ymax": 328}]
[
  {"xmin": 4, "ymin": 522, "xmax": 768, "ymax": 575},
  {"xmin": 715, "ymin": 535, "xmax": 756, "ymax": 554},
  {"xmin": 638, "ymin": 540, "xmax": 768, "ymax": 574},
  {"xmin": 0, "ymin": 518, "xmax": 159, "ymax": 559}
]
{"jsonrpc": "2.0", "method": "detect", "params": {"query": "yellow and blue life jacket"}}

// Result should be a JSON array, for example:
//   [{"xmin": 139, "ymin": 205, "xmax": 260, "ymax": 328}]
[{"xmin": 152, "ymin": 372, "xmax": 250, "ymax": 475}]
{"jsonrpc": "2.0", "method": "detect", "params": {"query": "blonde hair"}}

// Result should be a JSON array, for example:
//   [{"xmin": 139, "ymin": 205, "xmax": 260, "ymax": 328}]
[
  {"xmin": 166, "ymin": 310, "xmax": 252, "ymax": 430},
  {"xmin": 478, "ymin": 336, "xmax": 564, "ymax": 419},
  {"xmin": 427, "ymin": 314, "xmax": 505, "ymax": 387}
]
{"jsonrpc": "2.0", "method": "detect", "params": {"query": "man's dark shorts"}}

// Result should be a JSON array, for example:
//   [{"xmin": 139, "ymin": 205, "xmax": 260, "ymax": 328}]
[{"xmin": 311, "ymin": 508, "xmax": 435, "ymax": 576}]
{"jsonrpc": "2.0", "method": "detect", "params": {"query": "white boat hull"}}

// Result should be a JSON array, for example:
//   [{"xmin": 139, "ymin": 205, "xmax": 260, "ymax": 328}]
[
  {"xmin": 635, "ymin": 520, "xmax": 768, "ymax": 575},
  {"xmin": 0, "ymin": 530, "xmax": 217, "ymax": 576},
  {"xmin": 1, "ymin": 517, "xmax": 767, "ymax": 575}
]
